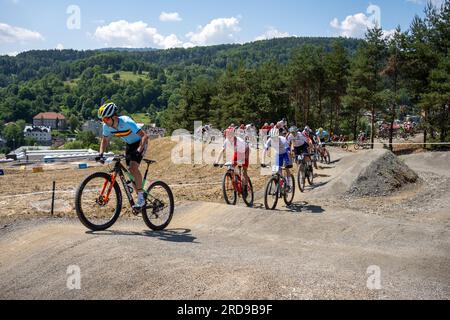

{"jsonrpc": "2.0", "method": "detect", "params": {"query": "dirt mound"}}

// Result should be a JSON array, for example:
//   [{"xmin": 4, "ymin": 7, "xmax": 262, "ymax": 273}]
[{"xmin": 347, "ymin": 150, "xmax": 419, "ymax": 197}]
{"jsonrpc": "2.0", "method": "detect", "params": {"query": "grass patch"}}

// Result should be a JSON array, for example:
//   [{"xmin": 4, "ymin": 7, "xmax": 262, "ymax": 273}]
[
  {"xmin": 130, "ymin": 113, "xmax": 152, "ymax": 125},
  {"xmin": 105, "ymin": 71, "xmax": 149, "ymax": 82}
]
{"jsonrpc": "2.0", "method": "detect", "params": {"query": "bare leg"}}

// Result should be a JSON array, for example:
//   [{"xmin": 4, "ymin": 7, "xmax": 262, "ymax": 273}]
[{"xmin": 129, "ymin": 161, "xmax": 143, "ymax": 192}]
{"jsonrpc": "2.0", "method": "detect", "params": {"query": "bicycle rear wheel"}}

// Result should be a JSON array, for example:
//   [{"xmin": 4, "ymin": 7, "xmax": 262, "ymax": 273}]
[
  {"xmin": 142, "ymin": 181, "xmax": 174, "ymax": 231},
  {"xmin": 222, "ymin": 172, "xmax": 237, "ymax": 205},
  {"xmin": 264, "ymin": 176, "xmax": 279, "ymax": 210},
  {"xmin": 242, "ymin": 177, "xmax": 254, "ymax": 207},
  {"xmin": 75, "ymin": 172, "xmax": 122, "ymax": 231}
]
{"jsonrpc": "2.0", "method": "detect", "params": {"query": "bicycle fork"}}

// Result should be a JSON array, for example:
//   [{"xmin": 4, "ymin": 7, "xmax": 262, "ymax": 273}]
[{"xmin": 99, "ymin": 172, "xmax": 117, "ymax": 205}]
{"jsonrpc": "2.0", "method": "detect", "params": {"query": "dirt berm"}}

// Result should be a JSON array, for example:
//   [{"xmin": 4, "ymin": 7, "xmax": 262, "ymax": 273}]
[{"xmin": 314, "ymin": 149, "xmax": 419, "ymax": 198}]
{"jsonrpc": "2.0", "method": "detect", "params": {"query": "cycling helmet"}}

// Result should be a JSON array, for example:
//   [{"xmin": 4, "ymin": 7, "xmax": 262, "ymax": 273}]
[
  {"xmin": 304, "ymin": 126, "xmax": 310, "ymax": 132},
  {"xmin": 269, "ymin": 127, "xmax": 279, "ymax": 138},
  {"xmin": 318, "ymin": 128, "xmax": 324, "ymax": 133},
  {"xmin": 98, "ymin": 102, "xmax": 118, "ymax": 119},
  {"xmin": 224, "ymin": 126, "xmax": 236, "ymax": 138},
  {"xmin": 289, "ymin": 126, "xmax": 298, "ymax": 133}
]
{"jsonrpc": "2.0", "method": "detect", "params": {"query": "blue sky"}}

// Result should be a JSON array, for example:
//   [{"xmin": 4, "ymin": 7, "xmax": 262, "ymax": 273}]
[{"xmin": 0, "ymin": 0, "xmax": 443, "ymax": 55}]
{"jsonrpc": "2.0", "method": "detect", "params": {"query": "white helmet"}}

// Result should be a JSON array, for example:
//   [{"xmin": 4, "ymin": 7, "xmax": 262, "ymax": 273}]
[
  {"xmin": 98, "ymin": 102, "xmax": 118, "ymax": 119},
  {"xmin": 269, "ymin": 127, "xmax": 280, "ymax": 138}
]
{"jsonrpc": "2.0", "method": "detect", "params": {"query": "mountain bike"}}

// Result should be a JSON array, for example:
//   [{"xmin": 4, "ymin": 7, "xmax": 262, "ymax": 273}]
[
  {"xmin": 354, "ymin": 136, "xmax": 370, "ymax": 150},
  {"xmin": 296, "ymin": 153, "xmax": 314, "ymax": 193},
  {"xmin": 317, "ymin": 142, "xmax": 331, "ymax": 164},
  {"xmin": 214, "ymin": 162, "xmax": 254, "ymax": 207},
  {"xmin": 261, "ymin": 163, "xmax": 295, "ymax": 210},
  {"xmin": 75, "ymin": 155, "xmax": 174, "ymax": 231}
]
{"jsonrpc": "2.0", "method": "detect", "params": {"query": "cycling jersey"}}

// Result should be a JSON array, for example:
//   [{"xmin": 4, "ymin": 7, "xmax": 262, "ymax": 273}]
[
  {"xmin": 223, "ymin": 137, "xmax": 250, "ymax": 168},
  {"xmin": 223, "ymin": 136, "xmax": 248, "ymax": 154},
  {"xmin": 287, "ymin": 132, "xmax": 310, "ymax": 147},
  {"xmin": 264, "ymin": 136, "xmax": 292, "ymax": 168},
  {"xmin": 264, "ymin": 136, "xmax": 289, "ymax": 155},
  {"xmin": 103, "ymin": 116, "xmax": 143, "ymax": 145},
  {"xmin": 316, "ymin": 130, "xmax": 329, "ymax": 141}
]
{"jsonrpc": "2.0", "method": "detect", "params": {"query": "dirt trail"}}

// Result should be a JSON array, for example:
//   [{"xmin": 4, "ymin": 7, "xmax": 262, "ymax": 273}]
[{"xmin": 0, "ymin": 146, "xmax": 449, "ymax": 299}]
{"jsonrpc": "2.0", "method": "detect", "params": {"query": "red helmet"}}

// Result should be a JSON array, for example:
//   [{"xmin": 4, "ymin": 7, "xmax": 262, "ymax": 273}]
[{"xmin": 224, "ymin": 127, "xmax": 235, "ymax": 138}]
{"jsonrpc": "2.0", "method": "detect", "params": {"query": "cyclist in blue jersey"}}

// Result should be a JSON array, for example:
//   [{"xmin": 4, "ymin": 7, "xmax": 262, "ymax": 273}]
[
  {"xmin": 98, "ymin": 102, "xmax": 149, "ymax": 209},
  {"xmin": 315, "ymin": 128, "xmax": 329, "ymax": 145},
  {"xmin": 262, "ymin": 127, "xmax": 293, "ymax": 190}
]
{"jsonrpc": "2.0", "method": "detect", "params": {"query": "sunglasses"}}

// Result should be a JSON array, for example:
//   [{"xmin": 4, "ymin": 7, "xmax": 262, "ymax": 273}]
[{"xmin": 102, "ymin": 117, "xmax": 111, "ymax": 123}]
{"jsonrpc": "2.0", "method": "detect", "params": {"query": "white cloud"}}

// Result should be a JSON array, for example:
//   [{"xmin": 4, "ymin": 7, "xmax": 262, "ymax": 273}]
[
  {"xmin": 56, "ymin": 43, "xmax": 64, "ymax": 50},
  {"xmin": 185, "ymin": 17, "xmax": 241, "ymax": 46},
  {"xmin": 330, "ymin": 13, "xmax": 375, "ymax": 38},
  {"xmin": 330, "ymin": 5, "xmax": 395, "ymax": 39},
  {"xmin": 159, "ymin": 12, "xmax": 182, "ymax": 22},
  {"xmin": 93, "ymin": 20, "xmax": 182, "ymax": 49},
  {"xmin": 183, "ymin": 42, "xmax": 195, "ymax": 49},
  {"xmin": 4, "ymin": 51, "xmax": 19, "ymax": 56},
  {"xmin": 406, "ymin": 0, "xmax": 444, "ymax": 6},
  {"xmin": 0, "ymin": 22, "xmax": 44, "ymax": 44},
  {"xmin": 254, "ymin": 27, "xmax": 290, "ymax": 41}
]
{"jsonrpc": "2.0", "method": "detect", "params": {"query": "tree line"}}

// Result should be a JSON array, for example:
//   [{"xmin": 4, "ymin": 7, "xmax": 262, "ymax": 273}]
[{"xmin": 0, "ymin": 1, "xmax": 448, "ymax": 154}]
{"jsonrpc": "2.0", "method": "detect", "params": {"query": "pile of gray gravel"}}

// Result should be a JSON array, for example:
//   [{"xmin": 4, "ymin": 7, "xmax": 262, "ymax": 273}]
[{"xmin": 347, "ymin": 150, "xmax": 419, "ymax": 197}]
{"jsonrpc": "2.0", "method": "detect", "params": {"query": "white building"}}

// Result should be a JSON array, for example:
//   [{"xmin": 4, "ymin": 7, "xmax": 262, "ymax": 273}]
[
  {"xmin": 82, "ymin": 120, "xmax": 103, "ymax": 137},
  {"xmin": 24, "ymin": 126, "xmax": 52, "ymax": 145}
]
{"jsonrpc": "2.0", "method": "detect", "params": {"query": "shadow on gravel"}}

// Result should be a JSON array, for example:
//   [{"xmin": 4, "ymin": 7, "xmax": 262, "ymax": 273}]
[
  {"xmin": 307, "ymin": 181, "xmax": 329, "ymax": 189},
  {"xmin": 87, "ymin": 228, "xmax": 199, "ymax": 244},
  {"xmin": 285, "ymin": 202, "xmax": 325, "ymax": 214},
  {"xmin": 251, "ymin": 201, "xmax": 325, "ymax": 215},
  {"xmin": 328, "ymin": 158, "xmax": 342, "ymax": 165}
]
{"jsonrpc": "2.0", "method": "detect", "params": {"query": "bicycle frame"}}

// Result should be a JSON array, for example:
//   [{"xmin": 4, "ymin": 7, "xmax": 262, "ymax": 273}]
[
  {"xmin": 224, "ymin": 163, "xmax": 244, "ymax": 194},
  {"xmin": 270, "ymin": 166, "xmax": 290, "ymax": 196},
  {"xmin": 100, "ymin": 158, "xmax": 153, "ymax": 209}
]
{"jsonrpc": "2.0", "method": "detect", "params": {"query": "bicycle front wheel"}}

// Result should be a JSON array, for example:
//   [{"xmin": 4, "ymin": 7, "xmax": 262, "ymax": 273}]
[
  {"xmin": 142, "ymin": 181, "xmax": 174, "ymax": 231},
  {"xmin": 242, "ymin": 177, "xmax": 254, "ymax": 207},
  {"xmin": 75, "ymin": 172, "xmax": 122, "ymax": 231},
  {"xmin": 324, "ymin": 150, "xmax": 331, "ymax": 164},
  {"xmin": 307, "ymin": 166, "xmax": 314, "ymax": 185},
  {"xmin": 298, "ymin": 164, "xmax": 306, "ymax": 193},
  {"xmin": 264, "ymin": 176, "xmax": 279, "ymax": 210},
  {"xmin": 283, "ymin": 174, "xmax": 295, "ymax": 206},
  {"xmin": 222, "ymin": 172, "xmax": 237, "ymax": 205}
]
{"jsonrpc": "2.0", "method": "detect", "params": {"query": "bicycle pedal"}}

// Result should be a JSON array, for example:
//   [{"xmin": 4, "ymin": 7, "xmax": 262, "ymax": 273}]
[{"xmin": 132, "ymin": 208, "xmax": 142, "ymax": 216}]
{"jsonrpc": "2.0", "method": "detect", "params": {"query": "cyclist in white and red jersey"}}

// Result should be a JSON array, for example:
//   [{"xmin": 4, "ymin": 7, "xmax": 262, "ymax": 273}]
[{"xmin": 214, "ymin": 126, "xmax": 251, "ymax": 192}]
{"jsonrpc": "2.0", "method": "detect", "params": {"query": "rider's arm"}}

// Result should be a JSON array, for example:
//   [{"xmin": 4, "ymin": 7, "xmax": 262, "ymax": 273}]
[
  {"xmin": 99, "ymin": 136, "xmax": 110, "ymax": 156},
  {"xmin": 215, "ymin": 148, "xmax": 225, "ymax": 164},
  {"xmin": 137, "ymin": 130, "xmax": 149, "ymax": 154},
  {"xmin": 262, "ymin": 138, "xmax": 271, "ymax": 165}
]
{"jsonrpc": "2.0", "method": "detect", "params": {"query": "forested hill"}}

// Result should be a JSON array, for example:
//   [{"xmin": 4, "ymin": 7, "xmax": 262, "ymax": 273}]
[{"xmin": 0, "ymin": 37, "xmax": 361, "ymax": 85}]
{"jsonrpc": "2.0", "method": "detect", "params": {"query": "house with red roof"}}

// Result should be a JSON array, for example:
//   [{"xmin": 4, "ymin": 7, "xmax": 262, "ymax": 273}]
[{"xmin": 33, "ymin": 112, "xmax": 67, "ymax": 130}]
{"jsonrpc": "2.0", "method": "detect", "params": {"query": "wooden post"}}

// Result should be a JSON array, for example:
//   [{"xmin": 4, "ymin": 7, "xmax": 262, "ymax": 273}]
[{"xmin": 51, "ymin": 181, "xmax": 56, "ymax": 216}]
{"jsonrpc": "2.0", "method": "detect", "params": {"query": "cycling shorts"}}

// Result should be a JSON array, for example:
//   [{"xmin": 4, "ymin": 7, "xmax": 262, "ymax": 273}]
[
  {"xmin": 276, "ymin": 153, "xmax": 293, "ymax": 169},
  {"xmin": 233, "ymin": 148, "xmax": 250, "ymax": 169},
  {"xmin": 125, "ymin": 140, "xmax": 144, "ymax": 166}
]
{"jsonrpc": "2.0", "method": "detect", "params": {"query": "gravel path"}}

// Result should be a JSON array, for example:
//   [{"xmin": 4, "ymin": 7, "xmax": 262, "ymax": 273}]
[{"xmin": 0, "ymin": 150, "xmax": 448, "ymax": 300}]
